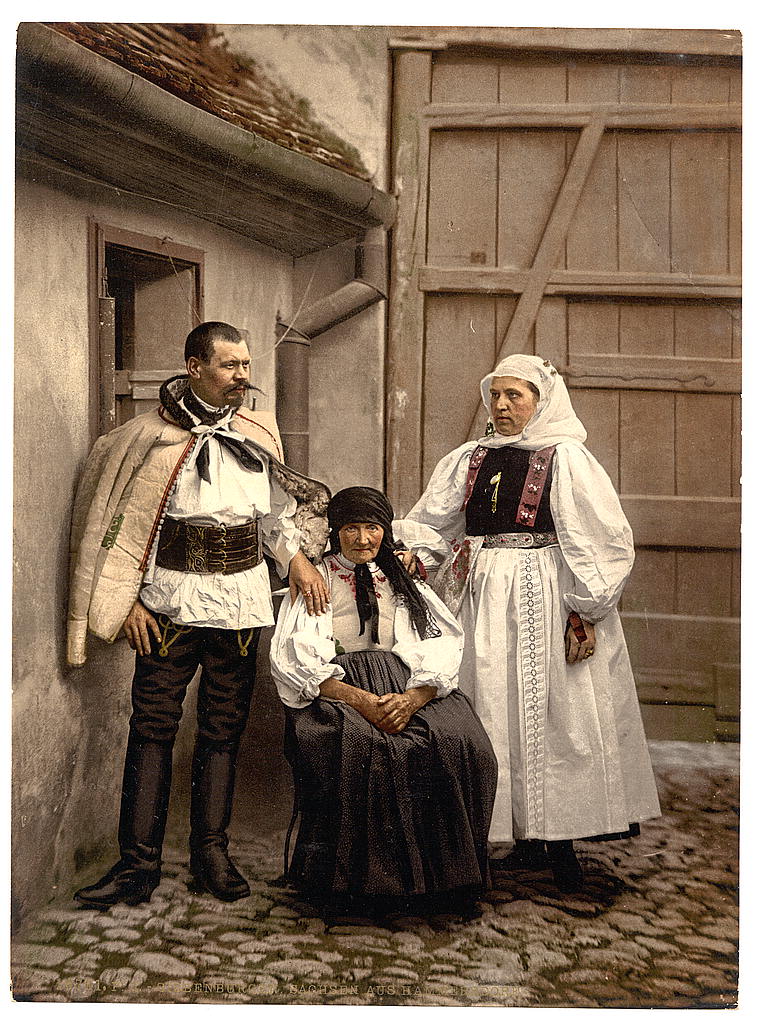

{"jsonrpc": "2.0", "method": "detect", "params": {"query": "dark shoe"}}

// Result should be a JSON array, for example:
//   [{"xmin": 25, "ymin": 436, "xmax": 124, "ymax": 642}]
[
  {"xmin": 444, "ymin": 894, "xmax": 483, "ymax": 921},
  {"xmin": 491, "ymin": 839, "xmax": 549, "ymax": 872},
  {"xmin": 190, "ymin": 844, "xmax": 250, "ymax": 902},
  {"xmin": 546, "ymin": 840, "xmax": 584, "ymax": 893},
  {"xmin": 74, "ymin": 860, "xmax": 160, "ymax": 909}
]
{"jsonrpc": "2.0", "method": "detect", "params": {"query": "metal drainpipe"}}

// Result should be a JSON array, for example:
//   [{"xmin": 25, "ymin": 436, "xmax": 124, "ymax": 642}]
[{"xmin": 275, "ymin": 227, "xmax": 388, "ymax": 475}]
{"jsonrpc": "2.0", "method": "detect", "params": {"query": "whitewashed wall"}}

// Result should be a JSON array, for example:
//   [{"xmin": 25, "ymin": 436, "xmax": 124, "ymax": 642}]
[{"xmin": 13, "ymin": 171, "xmax": 296, "ymax": 921}]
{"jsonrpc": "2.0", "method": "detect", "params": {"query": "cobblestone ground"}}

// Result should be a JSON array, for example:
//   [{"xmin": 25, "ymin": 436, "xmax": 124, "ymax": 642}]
[{"xmin": 11, "ymin": 741, "xmax": 739, "ymax": 1008}]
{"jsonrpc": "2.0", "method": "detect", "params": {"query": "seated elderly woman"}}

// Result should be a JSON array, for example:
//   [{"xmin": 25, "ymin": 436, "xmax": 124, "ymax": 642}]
[{"xmin": 270, "ymin": 486, "xmax": 497, "ymax": 917}]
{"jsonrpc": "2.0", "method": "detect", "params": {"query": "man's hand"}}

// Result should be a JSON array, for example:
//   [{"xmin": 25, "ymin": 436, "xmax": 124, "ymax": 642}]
[
  {"xmin": 395, "ymin": 548, "xmax": 417, "ymax": 574},
  {"xmin": 289, "ymin": 550, "xmax": 330, "ymax": 616},
  {"xmin": 123, "ymin": 599, "xmax": 162, "ymax": 656},
  {"xmin": 565, "ymin": 618, "xmax": 596, "ymax": 664}
]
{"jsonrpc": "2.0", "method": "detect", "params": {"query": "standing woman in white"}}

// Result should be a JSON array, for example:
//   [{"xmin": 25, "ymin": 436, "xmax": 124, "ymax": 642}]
[{"xmin": 395, "ymin": 354, "xmax": 660, "ymax": 893}]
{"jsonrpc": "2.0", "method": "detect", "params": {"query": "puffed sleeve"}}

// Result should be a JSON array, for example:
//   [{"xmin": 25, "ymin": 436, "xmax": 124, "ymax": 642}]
[
  {"xmin": 391, "ymin": 582, "xmax": 465, "ymax": 698},
  {"xmin": 551, "ymin": 443, "xmax": 635, "ymax": 623},
  {"xmin": 260, "ymin": 474, "xmax": 302, "ymax": 579},
  {"xmin": 269, "ymin": 567, "xmax": 345, "ymax": 709},
  {"xmin": 392, "ymin": 442, "xmax": 475, "ymax": 566}
]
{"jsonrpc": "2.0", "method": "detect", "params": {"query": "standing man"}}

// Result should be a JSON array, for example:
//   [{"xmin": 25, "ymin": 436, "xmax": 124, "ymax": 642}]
[{"xmin": 69, "ymin": 321, "xmax": 330, "ymax": 908}]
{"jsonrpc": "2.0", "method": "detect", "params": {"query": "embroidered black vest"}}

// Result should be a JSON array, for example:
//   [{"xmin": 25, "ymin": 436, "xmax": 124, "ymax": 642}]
[{"xmin": 464, "ymin": 446, "xmax": 556, "ymax": 535}]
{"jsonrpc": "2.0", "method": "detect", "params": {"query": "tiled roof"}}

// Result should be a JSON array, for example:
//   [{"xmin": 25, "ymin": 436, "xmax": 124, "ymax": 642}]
[{"xmin": 47, "ymin": 22, "xmax": 371, "ymax": 181}]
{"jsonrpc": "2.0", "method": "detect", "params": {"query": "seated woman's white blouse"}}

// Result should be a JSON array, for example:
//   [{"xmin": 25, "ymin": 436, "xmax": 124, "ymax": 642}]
[{"xmin": 270, "ymin": 559, "xmax": 465, "ymax": 709}]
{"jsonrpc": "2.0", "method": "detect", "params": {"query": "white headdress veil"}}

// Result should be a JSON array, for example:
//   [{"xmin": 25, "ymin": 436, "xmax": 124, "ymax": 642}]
[{"xmin": 478, "ymin": 354, "xmax": 587, "ymax": 450}]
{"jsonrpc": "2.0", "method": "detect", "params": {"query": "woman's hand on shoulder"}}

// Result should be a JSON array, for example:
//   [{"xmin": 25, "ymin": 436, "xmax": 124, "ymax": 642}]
[
  {"xmin": 396, "ymin": 548, "xmax": 417, "ymax": 573},
  {"xmin": 394, "ymin": 546, "xmax": 429, "ymax": 581}
]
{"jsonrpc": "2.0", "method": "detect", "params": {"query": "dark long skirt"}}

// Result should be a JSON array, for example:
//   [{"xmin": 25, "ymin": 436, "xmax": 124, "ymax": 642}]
[{"xmin": 284, "ymin": 650, "xmax": 498, "ymax": 900}]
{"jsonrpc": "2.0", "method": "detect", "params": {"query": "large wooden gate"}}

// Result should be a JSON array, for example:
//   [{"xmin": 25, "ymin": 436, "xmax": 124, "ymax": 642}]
[{"xmin": 386, "ymin": 29, "xmax": 741, "ymax": 741}]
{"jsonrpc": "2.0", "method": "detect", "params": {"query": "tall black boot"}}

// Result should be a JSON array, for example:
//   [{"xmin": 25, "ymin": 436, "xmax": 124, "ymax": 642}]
[
  {"xmin": 74, "ymin": 735, "xmax": 172, "ymax": 909},
  {"xmin": 546, "ymin": 839, "xmax": 584, "ymax": 893},
  {"xmin": 189, "ymin": 739, "xmax": 250, "ymax": 901}
]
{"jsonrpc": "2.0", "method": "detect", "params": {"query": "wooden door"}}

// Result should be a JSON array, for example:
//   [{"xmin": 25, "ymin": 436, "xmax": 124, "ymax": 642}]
[{"xmin": 387, "ymin": 32, "xmax": 741, "ymax": 740}]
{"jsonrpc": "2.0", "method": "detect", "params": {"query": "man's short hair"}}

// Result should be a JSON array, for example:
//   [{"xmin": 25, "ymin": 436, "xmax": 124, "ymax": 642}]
[{"xmin": 185, "ymin": 322, "xmax": 242, "ymax": 363}]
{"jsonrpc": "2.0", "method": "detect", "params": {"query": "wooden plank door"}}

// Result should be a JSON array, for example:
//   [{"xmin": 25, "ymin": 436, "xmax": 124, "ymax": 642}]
[{"xmin": 387, "ymin": 37, "xmax": 741, "ymax": 740}]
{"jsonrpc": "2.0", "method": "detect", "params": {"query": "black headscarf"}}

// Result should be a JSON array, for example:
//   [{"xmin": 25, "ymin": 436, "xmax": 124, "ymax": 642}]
[{"xmin": 327, "ymin": 487, "xmax": 441, "ymax": 641}]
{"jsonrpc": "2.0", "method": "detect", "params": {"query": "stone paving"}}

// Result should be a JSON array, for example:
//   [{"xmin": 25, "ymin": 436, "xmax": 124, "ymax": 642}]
[{"xmin": 11, "ymin": 741, "xmax": 739, "ymax": 1008}]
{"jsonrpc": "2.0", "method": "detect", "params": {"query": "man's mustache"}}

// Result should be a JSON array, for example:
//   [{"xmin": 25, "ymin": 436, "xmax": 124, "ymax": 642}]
[{"xmin": 226, "ymin": 382, "xmax": 256, "ymax": 391}]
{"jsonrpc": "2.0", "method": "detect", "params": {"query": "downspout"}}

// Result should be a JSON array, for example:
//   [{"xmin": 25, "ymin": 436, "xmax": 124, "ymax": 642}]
[{"xmin": 275, "ymin": 226, "xmax": 388, "ymax": 474}]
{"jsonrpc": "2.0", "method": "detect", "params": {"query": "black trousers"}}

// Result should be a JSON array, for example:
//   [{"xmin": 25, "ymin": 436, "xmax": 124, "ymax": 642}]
[
  {"xmin": 128, "ymin": 617, "xmax": 260, "ymax": 750},
  {"xmin": 115, "ymin": 618, "xmax": 261, "ymax": 873}
]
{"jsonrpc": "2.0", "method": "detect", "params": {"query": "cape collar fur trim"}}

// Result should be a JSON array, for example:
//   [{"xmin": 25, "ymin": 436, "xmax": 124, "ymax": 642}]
[{"xmin": 159, "ymin": 374, "xmax": 202, "ymax": 430}]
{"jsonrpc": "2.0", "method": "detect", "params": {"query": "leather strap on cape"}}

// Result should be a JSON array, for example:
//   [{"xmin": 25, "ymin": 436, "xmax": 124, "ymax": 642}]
[{"xmin": 515, "ymin": 446, "xmax": 556, "ymax": 527}]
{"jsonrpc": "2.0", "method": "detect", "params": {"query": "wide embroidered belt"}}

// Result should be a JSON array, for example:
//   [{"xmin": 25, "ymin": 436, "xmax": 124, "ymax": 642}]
[
  {"xmin": 481, "ymin": 531, "xmax": 558, "ymax": 549},
  {"xmin": 156, "ymin": 517, "xmax": 262, "ymax": 575}
]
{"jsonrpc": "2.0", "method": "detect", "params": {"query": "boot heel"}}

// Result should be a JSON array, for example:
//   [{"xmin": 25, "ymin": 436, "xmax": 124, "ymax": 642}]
[{"xmin": 124, "ymin": 877, "xmax": 160, "ymax": 906}]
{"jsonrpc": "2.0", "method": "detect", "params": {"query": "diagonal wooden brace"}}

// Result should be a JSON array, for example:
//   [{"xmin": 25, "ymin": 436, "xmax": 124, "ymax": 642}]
[{"xmin": 468, "ymin": 118, "xmax": 606, "ymax": 439}]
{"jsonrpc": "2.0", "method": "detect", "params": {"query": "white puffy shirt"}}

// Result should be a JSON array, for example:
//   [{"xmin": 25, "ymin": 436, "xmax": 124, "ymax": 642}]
[
  {"xmin": 140, "ymin": 394, "xmax": 301, "ymax": 629},
  {"xmin": 270, "ymin": 555, "xmax": 465, "ymax": 709}
]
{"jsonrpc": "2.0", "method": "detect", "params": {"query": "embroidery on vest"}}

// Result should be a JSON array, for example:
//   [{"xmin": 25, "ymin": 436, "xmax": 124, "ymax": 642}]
[
  {"xmin": 461, "ymin": 446, "xmax": 488, "ymax": 510},
  {"xmin": 101, "ymin": 513, "xmax": 125, "ymax": 549},
  {"xmin": 515, "ymin": 446, "xmax": 556, "ymax": 527},
  {"xmin": 451, "ymin": 538, "xmax": 472, "ymax": 581}
]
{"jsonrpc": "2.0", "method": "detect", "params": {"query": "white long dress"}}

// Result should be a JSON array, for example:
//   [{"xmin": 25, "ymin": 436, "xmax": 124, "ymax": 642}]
[{"xmin": 395, "ymin": 439, "xmax": 661, "ymax": 845}]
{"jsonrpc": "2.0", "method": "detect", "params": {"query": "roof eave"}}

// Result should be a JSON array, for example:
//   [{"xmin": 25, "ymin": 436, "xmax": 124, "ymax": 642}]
[{"xmin": 16, "ymin": 22, "xmax": 396, "ymax": 257}]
